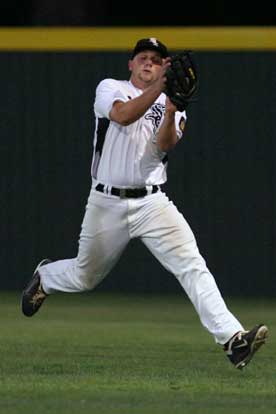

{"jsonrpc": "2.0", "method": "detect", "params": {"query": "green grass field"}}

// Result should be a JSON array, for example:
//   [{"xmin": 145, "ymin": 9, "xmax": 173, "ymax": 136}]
[{"xmin": 0, "ymin": 291, "xmax": 274, "ymax": 414}]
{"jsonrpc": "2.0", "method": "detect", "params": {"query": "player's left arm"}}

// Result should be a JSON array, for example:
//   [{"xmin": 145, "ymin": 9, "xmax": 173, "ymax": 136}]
[{"xmin": 156, "ymin": 97, "xmax": 186, "ymax": 152}]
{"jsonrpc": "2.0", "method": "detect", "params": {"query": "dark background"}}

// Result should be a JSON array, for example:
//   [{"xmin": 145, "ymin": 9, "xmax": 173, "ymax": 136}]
[
  {"xmin": 1, "ymin": 3, "xmax": 275, "ymax": 296},
  {"xmin": 0, "ymin": 1, "xmax": 276, "ymax": 26},
  {"xmin": 1, "ymin": 50, "xmax": 275, "ymax": 296}
]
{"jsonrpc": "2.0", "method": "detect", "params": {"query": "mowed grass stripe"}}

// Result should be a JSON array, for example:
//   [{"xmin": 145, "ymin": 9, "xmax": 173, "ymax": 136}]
[{"xmin": 0, "ymin": 292, "xmax": 275, "ymax": 414}]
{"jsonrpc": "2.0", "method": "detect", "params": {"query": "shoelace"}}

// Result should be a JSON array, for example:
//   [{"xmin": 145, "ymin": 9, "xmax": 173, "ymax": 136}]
[{"xmin": 30, "ymin": 287, "xmax": 46, "ymax": 306}]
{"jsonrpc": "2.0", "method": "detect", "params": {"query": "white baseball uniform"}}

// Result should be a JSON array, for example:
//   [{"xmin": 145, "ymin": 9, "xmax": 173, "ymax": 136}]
[{"xmin": 39, "ymin": 78, "xmax": 243, "ymax": 344}]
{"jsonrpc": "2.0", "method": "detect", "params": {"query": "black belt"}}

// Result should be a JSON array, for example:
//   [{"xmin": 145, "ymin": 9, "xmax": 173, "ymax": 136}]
[{"xmin": 95, "ymin": 183, "xmax": 160, "ymax": 198}]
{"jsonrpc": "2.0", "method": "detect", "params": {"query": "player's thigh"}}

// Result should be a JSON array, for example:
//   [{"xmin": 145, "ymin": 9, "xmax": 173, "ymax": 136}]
[
  {"xmin": 140, "ymin": 193, "xmax": 204, "ymax": 274},
  {"xmin": 77, "ymin": 191, "xmax": 130, "ymax": 285},
  {"xmin": 137, "ymin": 192, "xmax": 195, "ymax": 243}
]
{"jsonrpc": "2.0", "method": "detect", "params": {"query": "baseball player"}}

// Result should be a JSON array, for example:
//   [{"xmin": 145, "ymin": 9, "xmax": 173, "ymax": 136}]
[{"xmin": 22, "ymin": 38, "xmax": 268, "ymax": 369}]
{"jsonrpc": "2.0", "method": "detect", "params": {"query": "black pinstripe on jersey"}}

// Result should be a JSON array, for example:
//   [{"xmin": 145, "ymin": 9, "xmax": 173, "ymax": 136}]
[{"xmin": 92, "ymin": 117, "xmax": 110, "ymax": 179}]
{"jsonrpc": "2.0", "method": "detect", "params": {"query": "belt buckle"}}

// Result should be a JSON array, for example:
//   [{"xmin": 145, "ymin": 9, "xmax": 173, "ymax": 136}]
[{"xmin": 119, "ymin": 188, "xmax": 127, "ymax": 198}]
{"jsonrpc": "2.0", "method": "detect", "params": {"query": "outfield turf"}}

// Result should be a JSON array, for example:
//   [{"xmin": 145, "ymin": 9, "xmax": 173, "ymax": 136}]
[{"xmin": 0, "ymin": 291, "xmax": 274, "ymax": 414}]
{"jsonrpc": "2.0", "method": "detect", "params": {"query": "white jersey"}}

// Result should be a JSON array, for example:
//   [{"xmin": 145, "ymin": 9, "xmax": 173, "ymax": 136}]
[{"xmin": 92, "ymin": 78, "xmax": 186, "ymax": 187}]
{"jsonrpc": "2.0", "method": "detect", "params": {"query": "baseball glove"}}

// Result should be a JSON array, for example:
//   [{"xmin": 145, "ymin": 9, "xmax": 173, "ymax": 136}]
[{"xmin": 165, "ymin": 51, "xmax": 198, "ymax": 112}]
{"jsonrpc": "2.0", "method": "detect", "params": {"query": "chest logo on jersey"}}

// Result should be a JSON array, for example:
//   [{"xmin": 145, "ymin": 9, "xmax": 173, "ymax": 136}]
[{"xmin": 145, "ymin": 103, "xmax": 165, "ymax": 134}]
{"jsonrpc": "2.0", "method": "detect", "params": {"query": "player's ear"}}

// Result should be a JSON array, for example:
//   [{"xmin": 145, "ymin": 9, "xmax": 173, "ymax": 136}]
[{"xmin": 128, "ymin": 60, "xmax": 134, "ymax": 72}]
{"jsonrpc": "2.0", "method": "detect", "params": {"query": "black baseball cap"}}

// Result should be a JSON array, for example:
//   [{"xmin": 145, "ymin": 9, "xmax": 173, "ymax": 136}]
[{"xmin": 131, "ymin": 38, "xmax": 169, "ymax": 59}]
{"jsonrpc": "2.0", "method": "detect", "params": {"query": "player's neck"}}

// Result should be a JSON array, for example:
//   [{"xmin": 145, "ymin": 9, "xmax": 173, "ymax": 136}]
[{"xmin": 129, "ymin": 77, "xmax": 148, "ymax": 91}]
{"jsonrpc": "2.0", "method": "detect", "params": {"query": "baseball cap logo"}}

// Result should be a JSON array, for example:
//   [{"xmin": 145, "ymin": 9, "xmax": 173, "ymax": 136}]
[{"xmin": 149, "ymin": 38, "xmax": 159, "ymax": 47}]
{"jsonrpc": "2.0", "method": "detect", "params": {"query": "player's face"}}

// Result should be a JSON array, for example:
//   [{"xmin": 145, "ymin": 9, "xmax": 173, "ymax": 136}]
[{"xmin": 129, "ymin": 51, "xmax": 163, "ymax": 87}]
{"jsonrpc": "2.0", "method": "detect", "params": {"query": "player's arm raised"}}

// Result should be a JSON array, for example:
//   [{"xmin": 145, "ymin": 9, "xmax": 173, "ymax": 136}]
[
  {"xmin": 109, "ymin": 86, "xmax": 161, "ymax": 126},
  {"xmin": 109, "ymin": 58, "xmax": 170, "ymax": 126},
  {"xmin": 156, "ymin": 97, "xmax": 184, "ymax": 152}
]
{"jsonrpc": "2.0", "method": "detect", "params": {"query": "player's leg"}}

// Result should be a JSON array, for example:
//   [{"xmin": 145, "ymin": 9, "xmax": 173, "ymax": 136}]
[
  {"xmin": 41, "ymin": 191, "xmax": 130, "ymax": 293},
  {"xmin": 134, "ymin": 192, "xmax": 268, "ymax": 368},
  {"xmin": 131, "ymin": 192, "xmax": 243, "ymax": 345},
  {"xmin": 22, "ymin": 189, "xmax": 130, "ymax": 316}
]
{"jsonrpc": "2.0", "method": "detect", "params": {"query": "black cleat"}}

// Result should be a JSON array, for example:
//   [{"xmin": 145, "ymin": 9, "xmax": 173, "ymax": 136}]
[
  {"xmin": 21, "ymin": 259, "xmax": 51, "ymax": 317},
  {"xmin": 224, "ymin": 324, "xmax": 268, "ymax": 370}
]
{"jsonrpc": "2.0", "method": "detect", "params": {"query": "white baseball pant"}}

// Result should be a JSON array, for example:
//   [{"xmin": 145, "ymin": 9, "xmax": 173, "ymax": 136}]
[{"xmin": 39, "ymin": 187, "xmax": 244, "ymax": 344}]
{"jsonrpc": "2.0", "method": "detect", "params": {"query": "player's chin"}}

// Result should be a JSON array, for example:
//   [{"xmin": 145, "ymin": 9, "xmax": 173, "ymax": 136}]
[
  {"xmin": 141, "ymin": 74, "xmax": 155, "ymax": 85},
  {"xmin": 141, "ymin": 71, "xmax": 153, "ymax": 80}
]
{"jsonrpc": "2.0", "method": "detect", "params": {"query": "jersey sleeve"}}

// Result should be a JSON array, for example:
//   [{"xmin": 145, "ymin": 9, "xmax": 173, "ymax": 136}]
[{"xmin": 94, "ymin": 79, "xmax": 128, "ymax": 119}]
